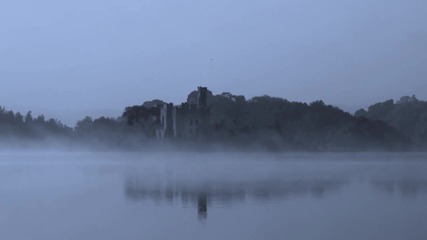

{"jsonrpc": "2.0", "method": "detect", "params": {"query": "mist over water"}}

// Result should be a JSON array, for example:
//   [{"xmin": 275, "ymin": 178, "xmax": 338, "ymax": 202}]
[
  {"xmin": 0, "ymin": 152, "xmax": 426, "ymax": 240},
  {"xmin": 2, "ymin": 0, "xmax": 426, "ymax": 238}
]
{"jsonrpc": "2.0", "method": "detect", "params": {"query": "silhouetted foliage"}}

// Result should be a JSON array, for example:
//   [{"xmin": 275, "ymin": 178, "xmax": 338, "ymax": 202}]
[
  {"xmin": 0, "ymin": 106, "xmax": 72, "ymax": 142},
  {"xmin": 203, "ymin": 93, "xmax": 408, "ymax": 150},
  {"xmin": 122, "ymin": 105, "xmax": 160, "ymax": 138},
  {"xmin": 0, "ymin": 89, "xmax": 418, "ymax": 151},
  {"xmin": 355, "ymin": 95, "xmax": 427, "ymax": 147},
  {"xmin": 125, "ymin": 90, "xmax": 413, "ymax": 150}
]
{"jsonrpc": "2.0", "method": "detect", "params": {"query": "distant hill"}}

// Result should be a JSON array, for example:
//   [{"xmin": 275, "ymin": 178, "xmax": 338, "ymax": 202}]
[
  {"xmin": 0, "ymin": 88, "xmax": 416, "ymax": 151},
  {"xmin": 208, "ymin": 94, "xmax": 409, "ymax": 151},
  {"xmin": 121, "ymin": 89, "xmax": 410, "ymax": 151},
  {"xmin": 355, "ymin": 95, "xmax": 427, "ymax": 147}
]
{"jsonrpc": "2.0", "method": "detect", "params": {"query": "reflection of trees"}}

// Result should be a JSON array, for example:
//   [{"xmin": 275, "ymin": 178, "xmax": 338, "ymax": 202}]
[
  {"xmin": 371, "ymin": 180, "xmax": 427, "ymax": 197},
  {"xmin": 124, "ymin": 178, "xmax": 347, "ymax": 220}
]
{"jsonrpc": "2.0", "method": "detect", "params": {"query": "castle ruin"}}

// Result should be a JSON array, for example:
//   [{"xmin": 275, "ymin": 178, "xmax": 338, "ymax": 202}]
[{"xmin": 156, "ymin": 87, "xmax": 211, "ymax": 141}]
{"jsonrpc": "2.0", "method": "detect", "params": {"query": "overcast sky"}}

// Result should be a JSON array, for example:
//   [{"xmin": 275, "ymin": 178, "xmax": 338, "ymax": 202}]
[{"xmin": 1, "ymin": 0, "xmax": 426, "ymax": 126}]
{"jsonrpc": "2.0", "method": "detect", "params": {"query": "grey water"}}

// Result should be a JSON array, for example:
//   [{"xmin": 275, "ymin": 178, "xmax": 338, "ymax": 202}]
[{"xmin": 0, "ymin": 152, "xmax": 426, "ymax": 240}]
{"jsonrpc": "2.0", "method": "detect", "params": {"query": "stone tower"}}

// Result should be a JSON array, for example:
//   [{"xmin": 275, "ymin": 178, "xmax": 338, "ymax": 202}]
[{"xmin": 197, "ymin": 86, "xmax": 208, "ymax": 108}]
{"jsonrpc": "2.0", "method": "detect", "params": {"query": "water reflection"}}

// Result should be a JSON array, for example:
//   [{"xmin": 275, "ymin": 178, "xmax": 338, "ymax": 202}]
[
  {"xmin": 197, "ymin": 194, "xmax": 207, "ymax": 220},
  {"xmin": 124, "ymin": 178, "xmax": 347, "ymax": 220},
  {"xmin": 371, "ymin": 179, "xmax": 427, "ymax": 198}
]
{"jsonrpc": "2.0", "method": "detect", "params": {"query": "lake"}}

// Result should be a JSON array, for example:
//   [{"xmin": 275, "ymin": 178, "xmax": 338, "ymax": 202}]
[{"xmin": 0, "ymin": 152, "xmax": 426, "ymax": 240}]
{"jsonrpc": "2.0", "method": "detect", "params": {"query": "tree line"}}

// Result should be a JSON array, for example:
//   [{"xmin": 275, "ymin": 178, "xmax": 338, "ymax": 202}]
[
  {"xmin": 1, "ymin": 90, "xmax": 425, "ymax": 151},
  {"xmin": 355, "ymin": 95, "xmax": 427, "ymax": 148}
]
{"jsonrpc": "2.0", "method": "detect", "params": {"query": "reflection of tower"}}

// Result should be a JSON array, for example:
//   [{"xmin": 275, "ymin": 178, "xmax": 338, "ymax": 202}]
[{"xmin": 197, "ymin": 194, "xmax": 207, "ymax": 220}]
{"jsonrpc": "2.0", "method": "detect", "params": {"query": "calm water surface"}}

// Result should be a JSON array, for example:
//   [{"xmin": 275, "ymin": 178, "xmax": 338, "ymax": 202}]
[{"xmin": 0, "ymin": 152, "xmax": 426, "ymax": 240}]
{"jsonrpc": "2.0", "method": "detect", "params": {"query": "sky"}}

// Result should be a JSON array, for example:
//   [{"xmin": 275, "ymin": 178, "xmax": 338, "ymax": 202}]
[{"xmin": 1, "ymin": 0, "xmax": 426, "ymax": 126}]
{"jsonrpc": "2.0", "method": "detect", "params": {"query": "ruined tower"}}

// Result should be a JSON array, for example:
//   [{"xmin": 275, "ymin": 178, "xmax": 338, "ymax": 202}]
[
  {"xmin": 197, "ymin": 86, "xmax": 208, "ymax": 108},
  {"xmin": 156, "ymin": 86, "xmax": 211, "ymax": 140}
]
